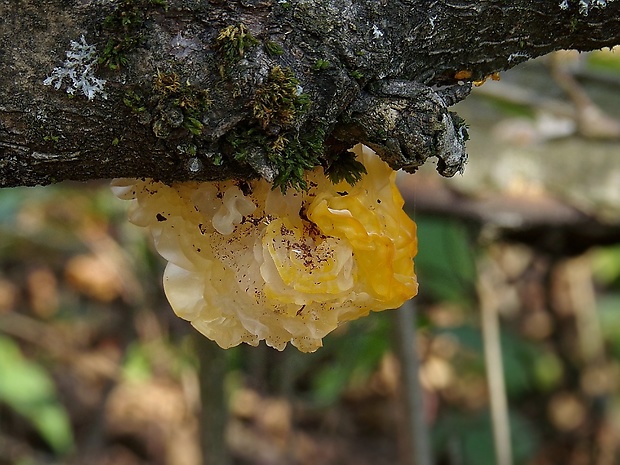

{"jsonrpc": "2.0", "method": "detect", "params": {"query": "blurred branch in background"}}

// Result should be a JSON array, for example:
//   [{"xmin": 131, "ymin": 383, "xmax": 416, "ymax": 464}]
[
  {"xmin": 195, "ymin": 335, "xmax": 231, "ymax": 465},
  {"xmin": 478, "ymin": 263, "xmax": 513, "ymax": 465},
  {"xmin": 393, "ymin": 300, "xmax": 432, "ymax": 465},
  {"xmin": 398, "ymin": 48, "xmax": 620, "ymax": 465}
]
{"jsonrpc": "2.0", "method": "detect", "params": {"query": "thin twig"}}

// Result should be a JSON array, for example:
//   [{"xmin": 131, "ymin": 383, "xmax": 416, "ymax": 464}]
[
  {"xmin": 393, "ymin": 299, "xmax": 433, "ymax": 465},
  {"xmin": 194, "ymin": 333, "xmax": 231, "ymax": 465},
  {"xmin": 478, "ymin": 273, "xmax": 513, "ymax": 465}
]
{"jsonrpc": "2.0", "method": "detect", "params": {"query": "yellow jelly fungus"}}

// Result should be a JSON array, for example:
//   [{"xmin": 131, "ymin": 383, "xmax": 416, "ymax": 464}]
[{"xmin": 111, "ymin": 145, "xmax": 418, "ymax": 352}]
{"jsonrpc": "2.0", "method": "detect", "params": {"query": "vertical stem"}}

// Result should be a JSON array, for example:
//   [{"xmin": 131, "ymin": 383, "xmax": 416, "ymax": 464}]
[
  {"xmin": 394, "ymin": 299, "xmax": 433, "ymax": 465},
  {"xmin": 194, "ymin": 333, "xmax": 231, "ymax": 465},
  {"xmin": 478, "ymin": 278, "xmax": 513, "ymax": 465}
]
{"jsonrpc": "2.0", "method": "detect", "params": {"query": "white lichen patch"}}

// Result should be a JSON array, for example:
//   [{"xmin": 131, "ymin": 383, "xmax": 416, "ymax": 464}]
[
  {"xmin": 560, "ymin": 0, "xmax": 615, "ymax": 15},
  {"xmin": 44, "ymin": 35, "xmax": 107, "ymax": 101},
  {"xmin": 187, "ymin": 157, "xmax": 203, "ymax": 173},
  {"xmin": 372, "ymin": 24, "xmax": 384, "ymax": 39},
  {"xmin": 112, "ymin": 145, "xmax": 418, "ymax": 352}
]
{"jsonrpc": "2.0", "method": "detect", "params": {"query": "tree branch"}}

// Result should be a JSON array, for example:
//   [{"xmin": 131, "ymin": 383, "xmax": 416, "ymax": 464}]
[{"xmin": 1, "ymin": 0, "xmax": 619, "ymax": 188}]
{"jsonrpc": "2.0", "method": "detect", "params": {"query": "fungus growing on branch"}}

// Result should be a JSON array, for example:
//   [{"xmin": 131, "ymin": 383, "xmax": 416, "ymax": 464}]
[{"xmin": 112, "ymin": 145, "xmax": 418, "ymax": 352}]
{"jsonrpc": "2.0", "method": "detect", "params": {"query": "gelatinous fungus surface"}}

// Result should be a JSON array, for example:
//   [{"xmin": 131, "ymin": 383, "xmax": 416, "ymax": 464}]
[{"xmin": 112, "ymin": 145, "xmax": 418, "ymax": 352}]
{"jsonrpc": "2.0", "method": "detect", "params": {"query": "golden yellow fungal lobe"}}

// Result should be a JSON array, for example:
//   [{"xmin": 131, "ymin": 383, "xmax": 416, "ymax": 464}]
[
  {"xmin": 454, "ymin": 69, "xmax": 473, "ymax": 80},
  {"xmin": 111, "ymin": 145, "xmax": 418, "ymax": 352},
  {"xmin": 473, "ymin": 71, "xmax": 501, "ymax": 87}
]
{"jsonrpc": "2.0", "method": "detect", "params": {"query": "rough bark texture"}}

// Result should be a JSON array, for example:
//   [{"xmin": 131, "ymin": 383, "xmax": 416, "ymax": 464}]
[{"xmin": 1, "ymin": 0, "xmax": 620, "ymax": 188}]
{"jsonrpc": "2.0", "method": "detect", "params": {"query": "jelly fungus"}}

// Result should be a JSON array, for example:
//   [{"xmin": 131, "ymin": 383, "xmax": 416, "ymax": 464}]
[{"xmin": 112, "ymin": 145, "xmax": 418, "ymax": 352}]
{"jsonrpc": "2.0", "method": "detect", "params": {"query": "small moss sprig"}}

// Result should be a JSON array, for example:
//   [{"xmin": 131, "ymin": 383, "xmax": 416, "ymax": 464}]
[
  {"xmin": 312, "ymin": 59, "xmax": 331, "ymax": 71},
  {"xmin": 350, "ymin": 70, "xmax": 364, "ymax": 80},
  {"xmin": 265, "ymin": 41, "xmax": 284, "ymax": 57},
  {"xmin": 152, "ymin": 70, "xmax": 212, "ymax": 136},
  {"xmin": 271, "ymin": 129, "xmax": 325, "ymax": 192},
  {"xmin": 325, "ymin": 151, "xmax": 368, "ymax": 185},
  {"xmin": 228, "ymin": 127, "xmax": 325, "ymax": 193},
  {"xmin": 153, "ymin": 70, "xmax": 181, "ymax": 94},
  {"xmin": 99, "ymin": 0, "xmax": 167, "ymax": 70},
  {"xmin": 122, "ymin": 89, "xmax": 147, "ymax": 113},
  {"xmin": 253, "ymin": 66, "xmax": 310, "ymax": 130},
  {"xmin": 225, "ymin": 65, "xmax": 319, "ymax": 192},
  {"xmin": 215, "ymin": 24, "xmax": 260, "ymax": 62},
  {"xmin": 100, "ymin": 36, "xmax": 140, "ymax": 70}
]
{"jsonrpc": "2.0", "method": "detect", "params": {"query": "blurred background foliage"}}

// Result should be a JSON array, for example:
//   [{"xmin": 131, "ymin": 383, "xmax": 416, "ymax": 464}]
[{"xmin": 1, "ymin": 48, "xmax": 620, "ymax": 465}]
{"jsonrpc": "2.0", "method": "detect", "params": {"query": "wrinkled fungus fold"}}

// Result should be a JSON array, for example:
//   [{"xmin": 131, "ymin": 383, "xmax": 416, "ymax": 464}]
[{"xmin": 112, "ymin": 145, "xmax": 418, "ymax": 352}]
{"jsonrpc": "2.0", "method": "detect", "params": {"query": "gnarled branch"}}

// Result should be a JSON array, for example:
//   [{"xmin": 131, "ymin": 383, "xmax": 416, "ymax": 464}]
[{"xmin": 1, "ymin": 0, "xmax": 619, "ymax": 188}]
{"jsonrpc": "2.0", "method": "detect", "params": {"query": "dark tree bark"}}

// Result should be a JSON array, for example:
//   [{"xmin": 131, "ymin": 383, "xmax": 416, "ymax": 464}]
[{"xmin": 1, "ymin": 0, "xmax": 619, "ymax": 188}]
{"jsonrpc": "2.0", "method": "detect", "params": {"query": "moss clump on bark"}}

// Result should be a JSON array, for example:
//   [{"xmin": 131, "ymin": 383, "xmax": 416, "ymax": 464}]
[
  {"xmin": 215, "ymin": 24, "xmax": 260, "ymax": 63},
  {"xmin": 253, "ymin": 66, "xmax": 309, "ymax": 130},
  {"xmin": 99, "ymin": 0, "xmax": 167, "ymax": 70}
]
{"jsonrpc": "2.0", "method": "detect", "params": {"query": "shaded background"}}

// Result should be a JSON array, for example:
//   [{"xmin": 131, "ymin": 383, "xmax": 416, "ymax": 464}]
[{"xmin": 1, "ymin": 48, "xmax": 620, "ymax": 465}]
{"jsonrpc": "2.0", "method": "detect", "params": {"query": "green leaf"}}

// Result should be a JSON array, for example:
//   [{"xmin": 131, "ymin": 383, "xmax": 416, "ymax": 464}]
[
  {"xmin": 433, "ymin": 409, "xmax": 538, "ymax": 465},
  {"xmin": 122, "ymin": 342, "xmax": 153, "ymax": 382},
  {"xmin": 592, "ymin": 245, "xmax": 620, "ymax": 285},
  {"xmin": 437, "ymin": 324, "xmax": 558, "ymax": 396},
  {"xmin": 597, "ymin": 295, "xmax": 620, "ymax": 358},
  {"xmin": 0, "ymin": 336, "xmax": 74, "ymax": 454},
  {"xmin": 309, "ymin": 315, "xmax": 391, "ymax": 405},
  {"xmin": 586, "ymin": 49, "xmax": 620, "ymax": 73},
  {"xmin": 413, "ymin": 216, "xmax": 477, "ymax": 305}
]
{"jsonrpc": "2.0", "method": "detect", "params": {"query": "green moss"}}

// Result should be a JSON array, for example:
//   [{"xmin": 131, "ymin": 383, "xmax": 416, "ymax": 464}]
[
  {"xmin": 211, "ymin": 153, "xmax": 224, "ymax": 166},
  {"xmin": 177, "ymin": 143, "xmax": 197, "ymax": 156},
  {"xmin": 265, "ymin": 41, "xmax": 284, "ymax": 57},
  {"xmin": 221, "ymin": 65, "xmax": 321, "ymax": 191},
  {"xmin": 227, "ymin": 126, "xmax": 325, "ymax": 192},
  {"xmin": 40, "ymin": 128, "xmax": 61, "ymax": 149},
  {"xmin": 312, "ymin": 59, "xmax": 331, "ymax": 71},
  {"xmin": 215, "ymin": 24, "xmax": 260, "ymax": 62},
  {"xmin": 99, "ymin": 0, "xmax": 167, "ymax": 70},
  {"xmin": 43, "ymin": 134, "xmax": 60, "ymax": 143},
  {"xmin": 103, "ymin": 1, "xmax": 143, "ymax": 29},
  {"xmin": 112, "ymin": 136, "xmax": 126, "ymax": 146},
  {"xmin": 569, "ymin": 17, "xmax": 579, "ymax": 33},
  {"xmin": 125, "ymin": 70, "xmax": 212, "ymax": 139},
  {"xmin": 350, "ymin": 70, "xmax": 364, "ymax": 80},
  {"xmin": 227, "ymin": 64, "xmax": 363, "ymax": 192},
  {"xmin": 123, "ymin": 90, "xmax": 147, "ymax": 113},
  {"xmin": 153, "ymin": 70, "xmax": 181, "ymax": 94},
  {"xmin": 153, "ymin": 71, "xmax": 212, "ymax": 111},
  {"xmin": 325, "ymin": 151, "xmax": 367, "ymax": 185},
  {"xmin": 253, "ymin": 66, "xmax": 310, "ymax": 130},
  {"xmin": 100, "ymin": 36, "xmax": 138, "ymax": 70},
  {"xmin": 103, "ymin": 0, "xmax": 167, "ymax": 28},
  {"xmin": 272, "ymin": 129, "xmax": 325, "ymax": 191},
  {"xmin": 151, "ymin": 70, "xmax": 212, "ymax": 136}
]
